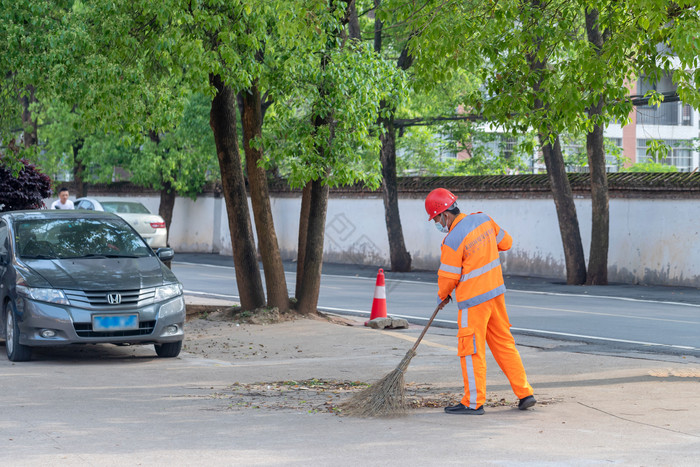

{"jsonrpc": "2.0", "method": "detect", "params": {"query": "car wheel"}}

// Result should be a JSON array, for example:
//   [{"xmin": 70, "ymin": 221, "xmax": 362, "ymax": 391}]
[
  {"xmin": 154, "ymin": 341, "xmax": 182, "ymax": 358},
  {"xmin": 5, "ymin": 303, "xmax": 32, "ymax": 362}
]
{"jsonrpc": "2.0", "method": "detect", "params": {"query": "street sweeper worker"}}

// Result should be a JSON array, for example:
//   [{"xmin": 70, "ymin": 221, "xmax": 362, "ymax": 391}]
[{"xmin": 425, "ymin": 187, "xmax": 536, "ymax": 415}]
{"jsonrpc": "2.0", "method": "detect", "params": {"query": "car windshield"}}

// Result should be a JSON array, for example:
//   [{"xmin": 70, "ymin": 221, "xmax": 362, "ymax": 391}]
[
  {"xmin": 15, "ymin": 218, "xmax": 153, "ymax": 260},
  {"xmin": 101, "ymin": 202, "xmax": 151, "ymax": 214}
]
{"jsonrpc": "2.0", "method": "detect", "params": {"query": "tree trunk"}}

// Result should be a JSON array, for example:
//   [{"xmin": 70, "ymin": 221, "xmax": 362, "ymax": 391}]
[
  {"xmin": 158, "ymin": 181, "xmax": 176, "ymax": 246},
  {"xmin": 209, "ymin": 73, "xmax": 265, "ymax": 311},
  {"xmin": 585, "ymin": 98, "xmax": 609, "ymax": 285},
  {"xmin": 375, "ymin": 12, "xmax": 412, "ymax": 272},
  {"xmin": 539, "ymin": 135, "xmax": 587, "ymax": 285},
  {"xmin": 71, "ymin": 139, "xmax": 88, "ymax": 197},
  {"xmin": 295, "ymin": 182, "xmax": 312, "ymax": 300},
  {"xmin": 379, "ymin": 112, "xmax": 412, "ymax": 271},
  {"xmin": 584, "ymin": 8, "xmax": 609, "ymax": 285},
  {"xmin": 347, "ymin": 0, "xmax": 361, "ymax": 40},
  {"xmin": 157, "ymin": 181, "xmax": 176, "ymax": 269},
  {"xmin": 20, "ymin": 85, "xmax": 37, "ymax": 147},
  {"xmin": 373, "ymin": 0, "xmax": 382, "ymax": 53},
  {"xmin": 240, "ymin": 83, "xmax": 289, "ymax": 313},
  {"xmin": 147, "ymin": 130, "xmax": 176, "ymax": 248},
  {"xmin": 296, "ymin": 178, "xmax": 329, "ymax": 314},
  {"xmin": 295, "ymin": 0, "xmax": 351, "ymax": 313},
  {"xmin": 526, "ymin": 1, "xmax": 586, "ymax": 285}
]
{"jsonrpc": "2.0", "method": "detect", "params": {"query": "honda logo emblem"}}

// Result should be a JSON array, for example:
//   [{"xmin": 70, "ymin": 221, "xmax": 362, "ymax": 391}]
[{"xmin": 107, "ymin": 293, "xmax": 122, "ymax": 305}]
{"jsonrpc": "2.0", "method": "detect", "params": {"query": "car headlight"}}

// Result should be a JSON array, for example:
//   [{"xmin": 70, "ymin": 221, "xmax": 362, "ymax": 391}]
[
  {"xmin": 16, "ymin": 285, "xmax": 70, "ymax": 305},
  {"xmin": 158, "ymin": 296, "xmax": 185, "ymax": 319},
  {"xmin": 154, "ymin": 283, "xmax": 183, "ymax": 302}
]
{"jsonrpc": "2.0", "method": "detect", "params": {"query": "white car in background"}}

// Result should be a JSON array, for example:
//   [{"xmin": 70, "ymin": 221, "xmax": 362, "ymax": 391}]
[{"xmin": 74, "ymin": 198, "xmax": 168, "ymax": 248}]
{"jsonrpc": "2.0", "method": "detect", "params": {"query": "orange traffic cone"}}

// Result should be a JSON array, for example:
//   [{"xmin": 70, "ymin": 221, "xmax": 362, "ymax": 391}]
[{"xmin": 365, "ymin": 268, "xmax": 387, "ymax": 326}]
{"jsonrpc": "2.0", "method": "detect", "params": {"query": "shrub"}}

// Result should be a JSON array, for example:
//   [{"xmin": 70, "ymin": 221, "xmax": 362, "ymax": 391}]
[{"xmin": 0, "ymin": 158, "xmax": 53, "ymax": 212}]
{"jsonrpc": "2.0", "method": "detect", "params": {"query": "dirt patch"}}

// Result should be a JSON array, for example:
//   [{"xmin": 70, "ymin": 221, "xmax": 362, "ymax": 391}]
[
  {"xmin": 186, "ymin": 304, "xmax": 351, "ymax": 326},
  {"xmin": 187, "ymin": 305, "xmax": 285, "ymax": 324},
  {"xmin": 182, "ymin": 306, "xmax": 355, "ymax": 360},
  {"xmin": 182, "ymin": 305, "xmax": 554, "ymax": 414}
]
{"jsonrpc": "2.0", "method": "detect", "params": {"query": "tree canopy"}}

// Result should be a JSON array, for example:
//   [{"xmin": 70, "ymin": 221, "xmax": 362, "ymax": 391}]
[{"xmin": 2, "ymin": 0, "xmax": 698, "ymax": 297}]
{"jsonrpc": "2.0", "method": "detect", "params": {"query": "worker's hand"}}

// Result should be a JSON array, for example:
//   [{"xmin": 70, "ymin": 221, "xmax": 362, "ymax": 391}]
[{"xmin": 438, "ymin": 295, "xmax": 452, "ymax": 310}]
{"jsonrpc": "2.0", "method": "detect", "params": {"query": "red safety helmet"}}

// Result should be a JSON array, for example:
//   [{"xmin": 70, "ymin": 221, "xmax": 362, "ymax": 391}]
[{"xmin": 425, "ymin": 188, "xmax": 457, "ymax": 221}]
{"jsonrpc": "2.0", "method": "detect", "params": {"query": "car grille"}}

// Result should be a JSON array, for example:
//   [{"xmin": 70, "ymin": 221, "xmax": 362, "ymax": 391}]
[
  {"xmin": 73, "ymin": 320, "xmax": 156, "ymax": 338},
  {"xmin": 64, "ymin": 288, "xmax": 157, "ymax": 307}
]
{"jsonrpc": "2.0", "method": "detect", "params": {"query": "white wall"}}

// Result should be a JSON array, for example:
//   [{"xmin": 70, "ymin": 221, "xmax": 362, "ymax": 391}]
[{"xmin": 52, "ymin": 193, "xmax": 700, "ymax": 287}]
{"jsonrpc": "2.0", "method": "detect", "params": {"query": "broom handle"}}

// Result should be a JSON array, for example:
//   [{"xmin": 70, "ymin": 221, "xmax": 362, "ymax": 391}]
[{"xmin": 410, "ymin": 298, "xmax": 448, "ymax": 353}]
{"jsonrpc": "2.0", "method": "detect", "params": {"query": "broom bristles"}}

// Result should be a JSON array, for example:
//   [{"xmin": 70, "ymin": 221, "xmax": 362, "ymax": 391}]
[{"xmin": 340, "ymin": 349, "xmax": 417, "ymax": 417}]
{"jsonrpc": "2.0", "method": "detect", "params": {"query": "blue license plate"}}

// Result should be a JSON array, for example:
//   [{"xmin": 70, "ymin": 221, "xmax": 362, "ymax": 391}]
[{"xmin": 93, "ymin": 314, "xmax": 139, "ymax": 332}]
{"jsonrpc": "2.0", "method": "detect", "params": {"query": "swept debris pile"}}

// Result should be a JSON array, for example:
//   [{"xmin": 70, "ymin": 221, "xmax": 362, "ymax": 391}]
[{"xmin": 209, "ymin": 379, "xmax": 520, "ymax": 415}]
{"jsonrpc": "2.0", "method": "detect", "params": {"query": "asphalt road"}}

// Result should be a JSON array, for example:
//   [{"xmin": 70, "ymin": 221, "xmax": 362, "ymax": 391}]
[{"xmin": 172, "ymin": 254, "xmax": 700, "ymax": 357}]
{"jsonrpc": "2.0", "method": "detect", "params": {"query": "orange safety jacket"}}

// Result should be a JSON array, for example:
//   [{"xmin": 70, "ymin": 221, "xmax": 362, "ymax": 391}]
[{"xmin": 437, "ymin": 212, "xmax": 512, "ymax": 310}]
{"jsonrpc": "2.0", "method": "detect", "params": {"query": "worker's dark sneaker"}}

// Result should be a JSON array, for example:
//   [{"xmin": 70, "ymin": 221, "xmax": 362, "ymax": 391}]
[
  {"xmin": 444, "ymin": 403, "xmax": 484, "ymax": 415},
  {"xmin": 518, "ymin": 395, "xmax": 536, "ymax": 410}
]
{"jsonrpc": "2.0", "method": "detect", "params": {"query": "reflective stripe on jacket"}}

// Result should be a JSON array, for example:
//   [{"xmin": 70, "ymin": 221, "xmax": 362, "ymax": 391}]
[{"xmin": 437, "ymin": 212, "xmax": 512, "ymax": 309}]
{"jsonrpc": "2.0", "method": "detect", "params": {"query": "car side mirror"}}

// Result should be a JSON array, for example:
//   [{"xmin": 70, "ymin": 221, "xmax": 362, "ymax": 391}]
[{"xmin": 155, "ymin": 247, "xmax": 175, "ymax": 262}]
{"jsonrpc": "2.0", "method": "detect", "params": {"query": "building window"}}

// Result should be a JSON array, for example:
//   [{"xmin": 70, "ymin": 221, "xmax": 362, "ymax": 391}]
[
  {"xmin": 637, "ymin": 139, "xmax": 693, "ymax": 171},
  {"xmin": 635, "ymin": 74, "xmax": 689, "ymax": 126},
  {"xmin": 501, "ymin": 137, "xmax": 518, "ymax": 159},
  {"xmin": 471, "ymin": 134, "xmax": 519, "ymax": 159},
  {"xmin": 637, "ymin": 102, "xmax": 680, "ymax": 126},
  {"xmin": 561, "ymin": 137, "xmax": 623, "ymax": 173},
  {"xmin": 561, "ymin": 137, "xmax": 587, "ymax": 172},
  {"xmin": 439, "ymin": 146, "xmax": 457, "ymax": 160},
  {"xmin": 681, "ymin": 104, "xmax": 693, "ymax": 126},
  {"xmin": 605, "ymin": 138, "xmax": 623, "ymax": 172}
]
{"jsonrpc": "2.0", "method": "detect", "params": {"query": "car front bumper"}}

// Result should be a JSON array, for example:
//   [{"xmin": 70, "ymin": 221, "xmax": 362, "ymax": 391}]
[{"xmin": 14, "ymin": 295, "xmax": 185, "ymax": 347}]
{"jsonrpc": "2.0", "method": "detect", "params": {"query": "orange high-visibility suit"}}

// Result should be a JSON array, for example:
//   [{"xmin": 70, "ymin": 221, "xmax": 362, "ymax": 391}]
[{"xmin": 437, "ymin": 212, "xmax": 533, "ymax": 409}]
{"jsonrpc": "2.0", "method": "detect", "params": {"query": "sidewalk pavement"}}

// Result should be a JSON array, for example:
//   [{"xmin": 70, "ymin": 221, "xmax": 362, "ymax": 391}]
[{"xmin": 182, "ymin": 285, "xmax": 700, "ymax": 465}]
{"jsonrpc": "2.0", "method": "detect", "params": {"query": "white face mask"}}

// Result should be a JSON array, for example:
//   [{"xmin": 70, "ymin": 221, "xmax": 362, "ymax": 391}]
[{"xmin": 434, "ymin": 214, "xmax": 449, "ymax": 233}]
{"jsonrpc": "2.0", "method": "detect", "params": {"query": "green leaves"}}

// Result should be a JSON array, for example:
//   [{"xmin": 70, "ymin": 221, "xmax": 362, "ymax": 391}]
[
  {"xmin": 8, "ymin": 0, "xmax": 696, "ymax": 192},
  {"xmin": 399, "ymin": 0, "xmax": 700, "ymax": 168},
  {"xmin": 263, "ymin": 31, "xmax": 405, "ymax": 189}
]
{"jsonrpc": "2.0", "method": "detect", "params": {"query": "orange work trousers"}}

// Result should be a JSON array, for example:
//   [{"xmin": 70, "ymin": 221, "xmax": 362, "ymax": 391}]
[{"xmin": 457, "ymin": 294, "xmax": 533, "ymax": 409}]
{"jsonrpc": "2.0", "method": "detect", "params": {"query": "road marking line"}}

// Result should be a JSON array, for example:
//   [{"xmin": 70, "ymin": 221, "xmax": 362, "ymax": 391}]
[
  {"xmin": 512, "ymin": 327, "xmax": 699, "ymax": 351},
  {"xmin": 509, "ymin": 289, "xmax": 700, "ymax": 308},
  {"xmin": 175, "ymin": 262, "xmax": 235, "ymax": 270},
  {"xmin": 510, "ymin": 304, "xmax": 700, "ymax": 325},
  {"xmin": 185, "ymin": 290, "xmax": 239, "ymax": 300}
]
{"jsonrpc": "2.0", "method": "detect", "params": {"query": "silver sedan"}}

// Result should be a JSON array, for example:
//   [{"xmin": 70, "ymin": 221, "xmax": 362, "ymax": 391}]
[{"xmin": 0, "ymin": 210, "xmax": 184, "ymax": 361}]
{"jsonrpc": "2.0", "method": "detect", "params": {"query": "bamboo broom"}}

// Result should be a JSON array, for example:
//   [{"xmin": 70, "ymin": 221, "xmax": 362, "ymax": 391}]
[{"xmin": 340, "ymin": 297, "xmax": 449, "ymax": 417}]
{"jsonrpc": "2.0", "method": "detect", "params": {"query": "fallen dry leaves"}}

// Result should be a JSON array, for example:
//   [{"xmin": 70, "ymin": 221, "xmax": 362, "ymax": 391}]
[{"xmin": 210, "ymin": 379, "xmax": 548, "ymax": 415}]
